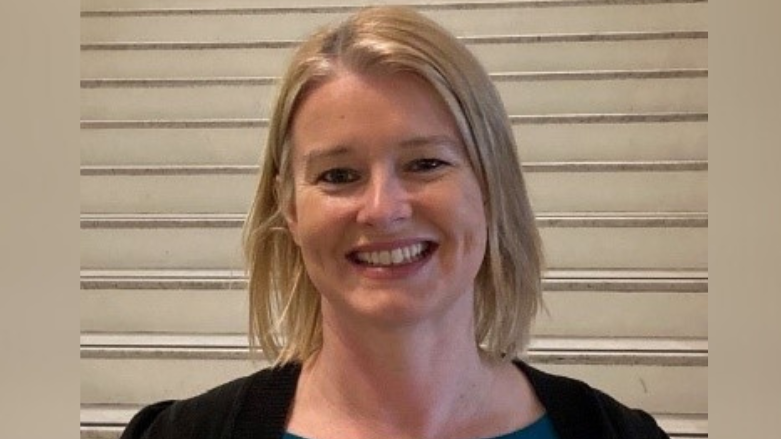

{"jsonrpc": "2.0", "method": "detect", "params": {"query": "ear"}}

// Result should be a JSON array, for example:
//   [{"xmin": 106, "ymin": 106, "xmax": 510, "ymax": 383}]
[{"xmin": 277, "ymin": 175, "xmax": 300, "ymax": 246}]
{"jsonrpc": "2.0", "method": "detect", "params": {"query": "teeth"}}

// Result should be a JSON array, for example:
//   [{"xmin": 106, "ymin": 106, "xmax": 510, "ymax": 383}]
[{"xmin": 354, "ymin": 243, "xmax": 428, "ymax": 266}]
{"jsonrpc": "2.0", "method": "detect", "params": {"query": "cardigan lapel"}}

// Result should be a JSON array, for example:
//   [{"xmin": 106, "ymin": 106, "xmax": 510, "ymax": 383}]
[
  {"xmin": 514, "ymin": 360, "xmax": 611, "ymax": 439},
  {"xmin": 233, "ymin": 362, "xmax": 302, "ymax": 439}
]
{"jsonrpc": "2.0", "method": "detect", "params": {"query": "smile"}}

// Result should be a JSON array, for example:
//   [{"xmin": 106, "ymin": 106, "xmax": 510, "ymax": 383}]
[{"xmin": 349, "ymin": 242, "xmax": 435, "ymax": 267}]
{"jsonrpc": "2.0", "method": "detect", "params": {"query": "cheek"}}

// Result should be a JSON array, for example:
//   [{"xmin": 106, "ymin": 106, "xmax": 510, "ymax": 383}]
[
  {"xmin": 458, "ymin": 181, "xmax": 488, "ymax": 236},
  {"xmin": 436, "ymin": 181, "xmax": 488, "ymax": 262},
  {"xmin": 292, "ymin": 191, "xmax": 351, "ymax": 251}
]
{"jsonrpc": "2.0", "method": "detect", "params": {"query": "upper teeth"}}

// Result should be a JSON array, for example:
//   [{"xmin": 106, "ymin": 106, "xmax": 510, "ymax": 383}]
[{"xmin": 354, "ymin": 243, "xmax": 427, "ymax": 266}]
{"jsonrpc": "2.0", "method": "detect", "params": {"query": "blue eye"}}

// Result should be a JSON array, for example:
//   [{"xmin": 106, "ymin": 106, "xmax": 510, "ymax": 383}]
[
  {"xmin": 317, "ymin": 168, "xmax": 359, "ymax": 184},
  {"xmin": 408, "ymin": 158, "xmax": 449, "ymax": 172}
]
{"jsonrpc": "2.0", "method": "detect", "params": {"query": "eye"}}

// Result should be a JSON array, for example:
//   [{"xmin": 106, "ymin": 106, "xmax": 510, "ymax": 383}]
[
  {"xmin": 407, "ymin": 158, "xmax": 450, "ymax": 173},
  {"xmin": 316, "ymin": 168, "xmax": 360, "ymax": 185}
]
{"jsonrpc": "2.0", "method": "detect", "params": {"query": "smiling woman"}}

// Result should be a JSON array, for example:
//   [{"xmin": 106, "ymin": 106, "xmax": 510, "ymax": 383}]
[
  {"xmin": 121, "ymin": 6, "xmax": 669, "ymax": 439},
  {"xmin": 249, "ymin": 7, "xmax": 544, "ymax": 370}
]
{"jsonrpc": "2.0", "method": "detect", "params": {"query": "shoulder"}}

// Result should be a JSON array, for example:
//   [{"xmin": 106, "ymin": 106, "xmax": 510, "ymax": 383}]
[
  {"xmin": 119, "ymin": 373, "xmax": 251, "ymax": 439},
  {"xmin": 120, "ymin": 363, "xmax": 302, "ymax": 439},
  {"xmin": 513, "ymin": 360, "xmax": 669, "ymax": 439},
  {"xmin": 587, "ymin": 386, "xmax": 670, "ymax": 438}
]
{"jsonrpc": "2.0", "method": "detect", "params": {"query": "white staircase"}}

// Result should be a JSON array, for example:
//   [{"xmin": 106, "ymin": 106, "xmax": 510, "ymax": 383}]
[{"xmin": 80, "ymin": 1, "xmax": 708, "ymax": 437}]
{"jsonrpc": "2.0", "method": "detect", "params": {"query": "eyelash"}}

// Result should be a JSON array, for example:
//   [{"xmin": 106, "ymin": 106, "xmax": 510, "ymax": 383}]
[
  {"xmin": 316, "ymin": 168, "xmax": 360, "ymax": 185},
  {"xmin": 406, "ymin": 158, "xmax": 449, "ymax": 172},
  {"xmin": 315, "ymin": 158, "xmax": 451, "ymax": 185}
]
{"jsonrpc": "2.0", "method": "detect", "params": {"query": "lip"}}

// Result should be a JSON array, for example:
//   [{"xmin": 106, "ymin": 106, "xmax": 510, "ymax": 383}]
[{"xmin": 346, "ymin": 239, "xmax": 438, "ymax": 280}]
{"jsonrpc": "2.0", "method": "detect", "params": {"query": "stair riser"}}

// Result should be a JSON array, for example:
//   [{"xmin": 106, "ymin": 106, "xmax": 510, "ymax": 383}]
[
  {"xmin": 81, "ymin": 288, "xmax": 707, "ymax": 337},
  {"xmin": 82, "ymin": 39, "xmax": 708, "ymax": 79},
  {"xmin": 81, "ymin": 121, "xmax": 708, "ymax": 166},
  {"xmin": 80, "ymin": 171, "xmax": 708, "ymax": 213},
  {"xmin": 536, "ymin": 291, "xmax": 707, "ymax": 337},
  {"xmin": 81, "ymin": 3, "xmax": 706, "ymax": 43},
  {"xmin": 81, "ymin": 77, "xmax": 707, "ymax": 120},
  {"xmin": 80, "ymin": 226, "xmax": 707, "ymax": 270},
  {"xmin": 81, "ymin": 427, "xmax": 123, "ymax": 439},
  {"xmin": 80, "ymin": 358, "xmax": 706, "ymax": 414}
]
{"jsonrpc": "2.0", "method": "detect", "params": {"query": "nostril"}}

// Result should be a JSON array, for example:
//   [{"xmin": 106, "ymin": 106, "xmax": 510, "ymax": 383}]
[{"xmin": 357, "ymin": 181, "xmax": 412, "ymax": 227}]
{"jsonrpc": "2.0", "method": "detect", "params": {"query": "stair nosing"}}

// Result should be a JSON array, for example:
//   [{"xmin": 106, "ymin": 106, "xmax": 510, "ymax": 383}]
[
  {"xmin": 81, "ymin": 0, "xmax": 708, "ymax": 17},
  {"xmin": 80, "ymin": 276, "xmax": 707, "ymax": 292},
  {"xmin": 79, "ymin": 212, "xmax": 708, "ymax": 229},
  {"xmin": 80, "ymin": 112, "xmax": 708, "ymax": 129},
  {"xmin": 80, "ymin": 267, "xmax": 708, "ymax": 278},
  {"xmin": 80, "ymin": 31, "xmax": 708, "ymax": 51},
  {"xmin": 80, "ymin": 68, "xmax": 708, "ymax": 88},
  {"xmin": 80, "ymin": 267, "xmax": 708, "ymax": 291},
  {"xmin": 81, "ymin": 333, "xmax": 708, "ymax": 349},
  {"xmin": 80, "ymin": 161, "xmax": 709, "ymax": 176}
]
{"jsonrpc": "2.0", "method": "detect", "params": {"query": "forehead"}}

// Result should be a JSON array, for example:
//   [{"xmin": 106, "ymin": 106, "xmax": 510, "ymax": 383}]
[{"xmin": 289, "ymin": 71, "xmax": 463, "ymax": 158}]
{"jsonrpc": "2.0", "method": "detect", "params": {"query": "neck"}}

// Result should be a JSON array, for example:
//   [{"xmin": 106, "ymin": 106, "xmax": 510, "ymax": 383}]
[{"xmin": 296, "ymin": 302, "xmax": 503, "ymax": 439}]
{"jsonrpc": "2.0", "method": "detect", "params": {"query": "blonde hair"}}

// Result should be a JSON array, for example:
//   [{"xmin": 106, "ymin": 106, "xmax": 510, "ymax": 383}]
[{"xmin": 243, "ymin": 6, "xmax": 544, "ymax": 365}]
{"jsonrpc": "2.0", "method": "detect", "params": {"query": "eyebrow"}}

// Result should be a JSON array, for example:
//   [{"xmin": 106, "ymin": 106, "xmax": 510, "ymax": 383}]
[
  {"xmin": 398, "ymin": 135, "xmax": 462, "ymax": 150},
  {"xmin": 301, "ymin": 145, "xmax": 351, "ymax": 173}
]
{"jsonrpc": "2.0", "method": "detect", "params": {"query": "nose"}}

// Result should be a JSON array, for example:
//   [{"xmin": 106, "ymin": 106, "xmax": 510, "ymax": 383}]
[{"xmin": 356, "ymin": 170, "xmax": 412, "ymax": 229}]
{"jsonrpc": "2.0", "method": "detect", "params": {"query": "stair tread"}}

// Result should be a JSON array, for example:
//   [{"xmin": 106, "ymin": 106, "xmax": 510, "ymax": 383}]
[
  {"xmin": 81, "ymin": 68, "xmax": 708, "ymax": 85},
  {"xmin": 79, "ymin": 212, "xmax": 708, "ymax": 229},
  {"xmin": 81, "ymin": 30, "xmax": 709, "ymax": 50},
  {"xmin": 80, "ymin": 112, "xmax": 709, "ymax": 129},
  {"xmin": 81, "ymin": 332, "xmax": 707, "ymax": 351},
  {"xmin": 80, "ymin": 267, "xmax": 708, "ymax": 280}
]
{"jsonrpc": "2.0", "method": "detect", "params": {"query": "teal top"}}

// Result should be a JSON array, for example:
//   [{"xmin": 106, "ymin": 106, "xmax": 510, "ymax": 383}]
[{"xmin": 283, "ymin": 413, "xmax": 559, "ymax": 439}]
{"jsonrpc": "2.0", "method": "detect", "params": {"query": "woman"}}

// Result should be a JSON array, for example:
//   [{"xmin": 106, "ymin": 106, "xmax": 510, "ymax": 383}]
[{"xmin": 122, "ymin": 6, "xmax": 669, "ymax": 439}]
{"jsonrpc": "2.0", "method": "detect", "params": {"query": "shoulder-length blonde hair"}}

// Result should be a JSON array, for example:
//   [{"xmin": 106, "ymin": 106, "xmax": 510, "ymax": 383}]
[{"xmin": 243, "ymin": 6, "xmax": 544, "ymax": 365}]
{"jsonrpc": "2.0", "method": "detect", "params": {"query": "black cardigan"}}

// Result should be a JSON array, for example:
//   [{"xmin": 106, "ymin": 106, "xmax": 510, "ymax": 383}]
[{"xmin": 120, "ymin": 361, "xmax": 669, "ymax": 439}]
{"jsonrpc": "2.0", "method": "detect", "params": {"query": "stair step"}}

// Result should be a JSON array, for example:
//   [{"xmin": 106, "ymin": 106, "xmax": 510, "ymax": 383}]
[
  {"xmin": 81, "ymin": 118, "xmax": 707, "ymax": 166},
  {"xmin": 81, "ymin": 73, "xmax": 707, "ymax": 120},
  {"xmin": 81, "ymin": 32, "xmax": 707, "ymax": 79},
  {"xmin": 81, "ymin": 1, "xmax": 706, "ymax": 43},
  {"xmin": 80, "ymin": 213, "xmax": 707, "ymax": 270},
  {"xmin": 80, "ymin": 405, "xmax": 707, "ymax": 439},
  {"xmin": 80, "ymin": 162, "xmax": 707, "ymax": 213},
  {"xmin": 80, "ymin": 333, "xmax": 707, "ymax": 414},
  {"xmin": 81, "ymin": 269, "xmax": 707, "ymax": 337}
]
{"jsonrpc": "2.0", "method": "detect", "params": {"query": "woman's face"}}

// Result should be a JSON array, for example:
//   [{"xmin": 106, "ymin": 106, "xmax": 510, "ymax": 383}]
[{"xmin": 285, "ymin": 71, "xmax": 487, "ymax": 330}]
